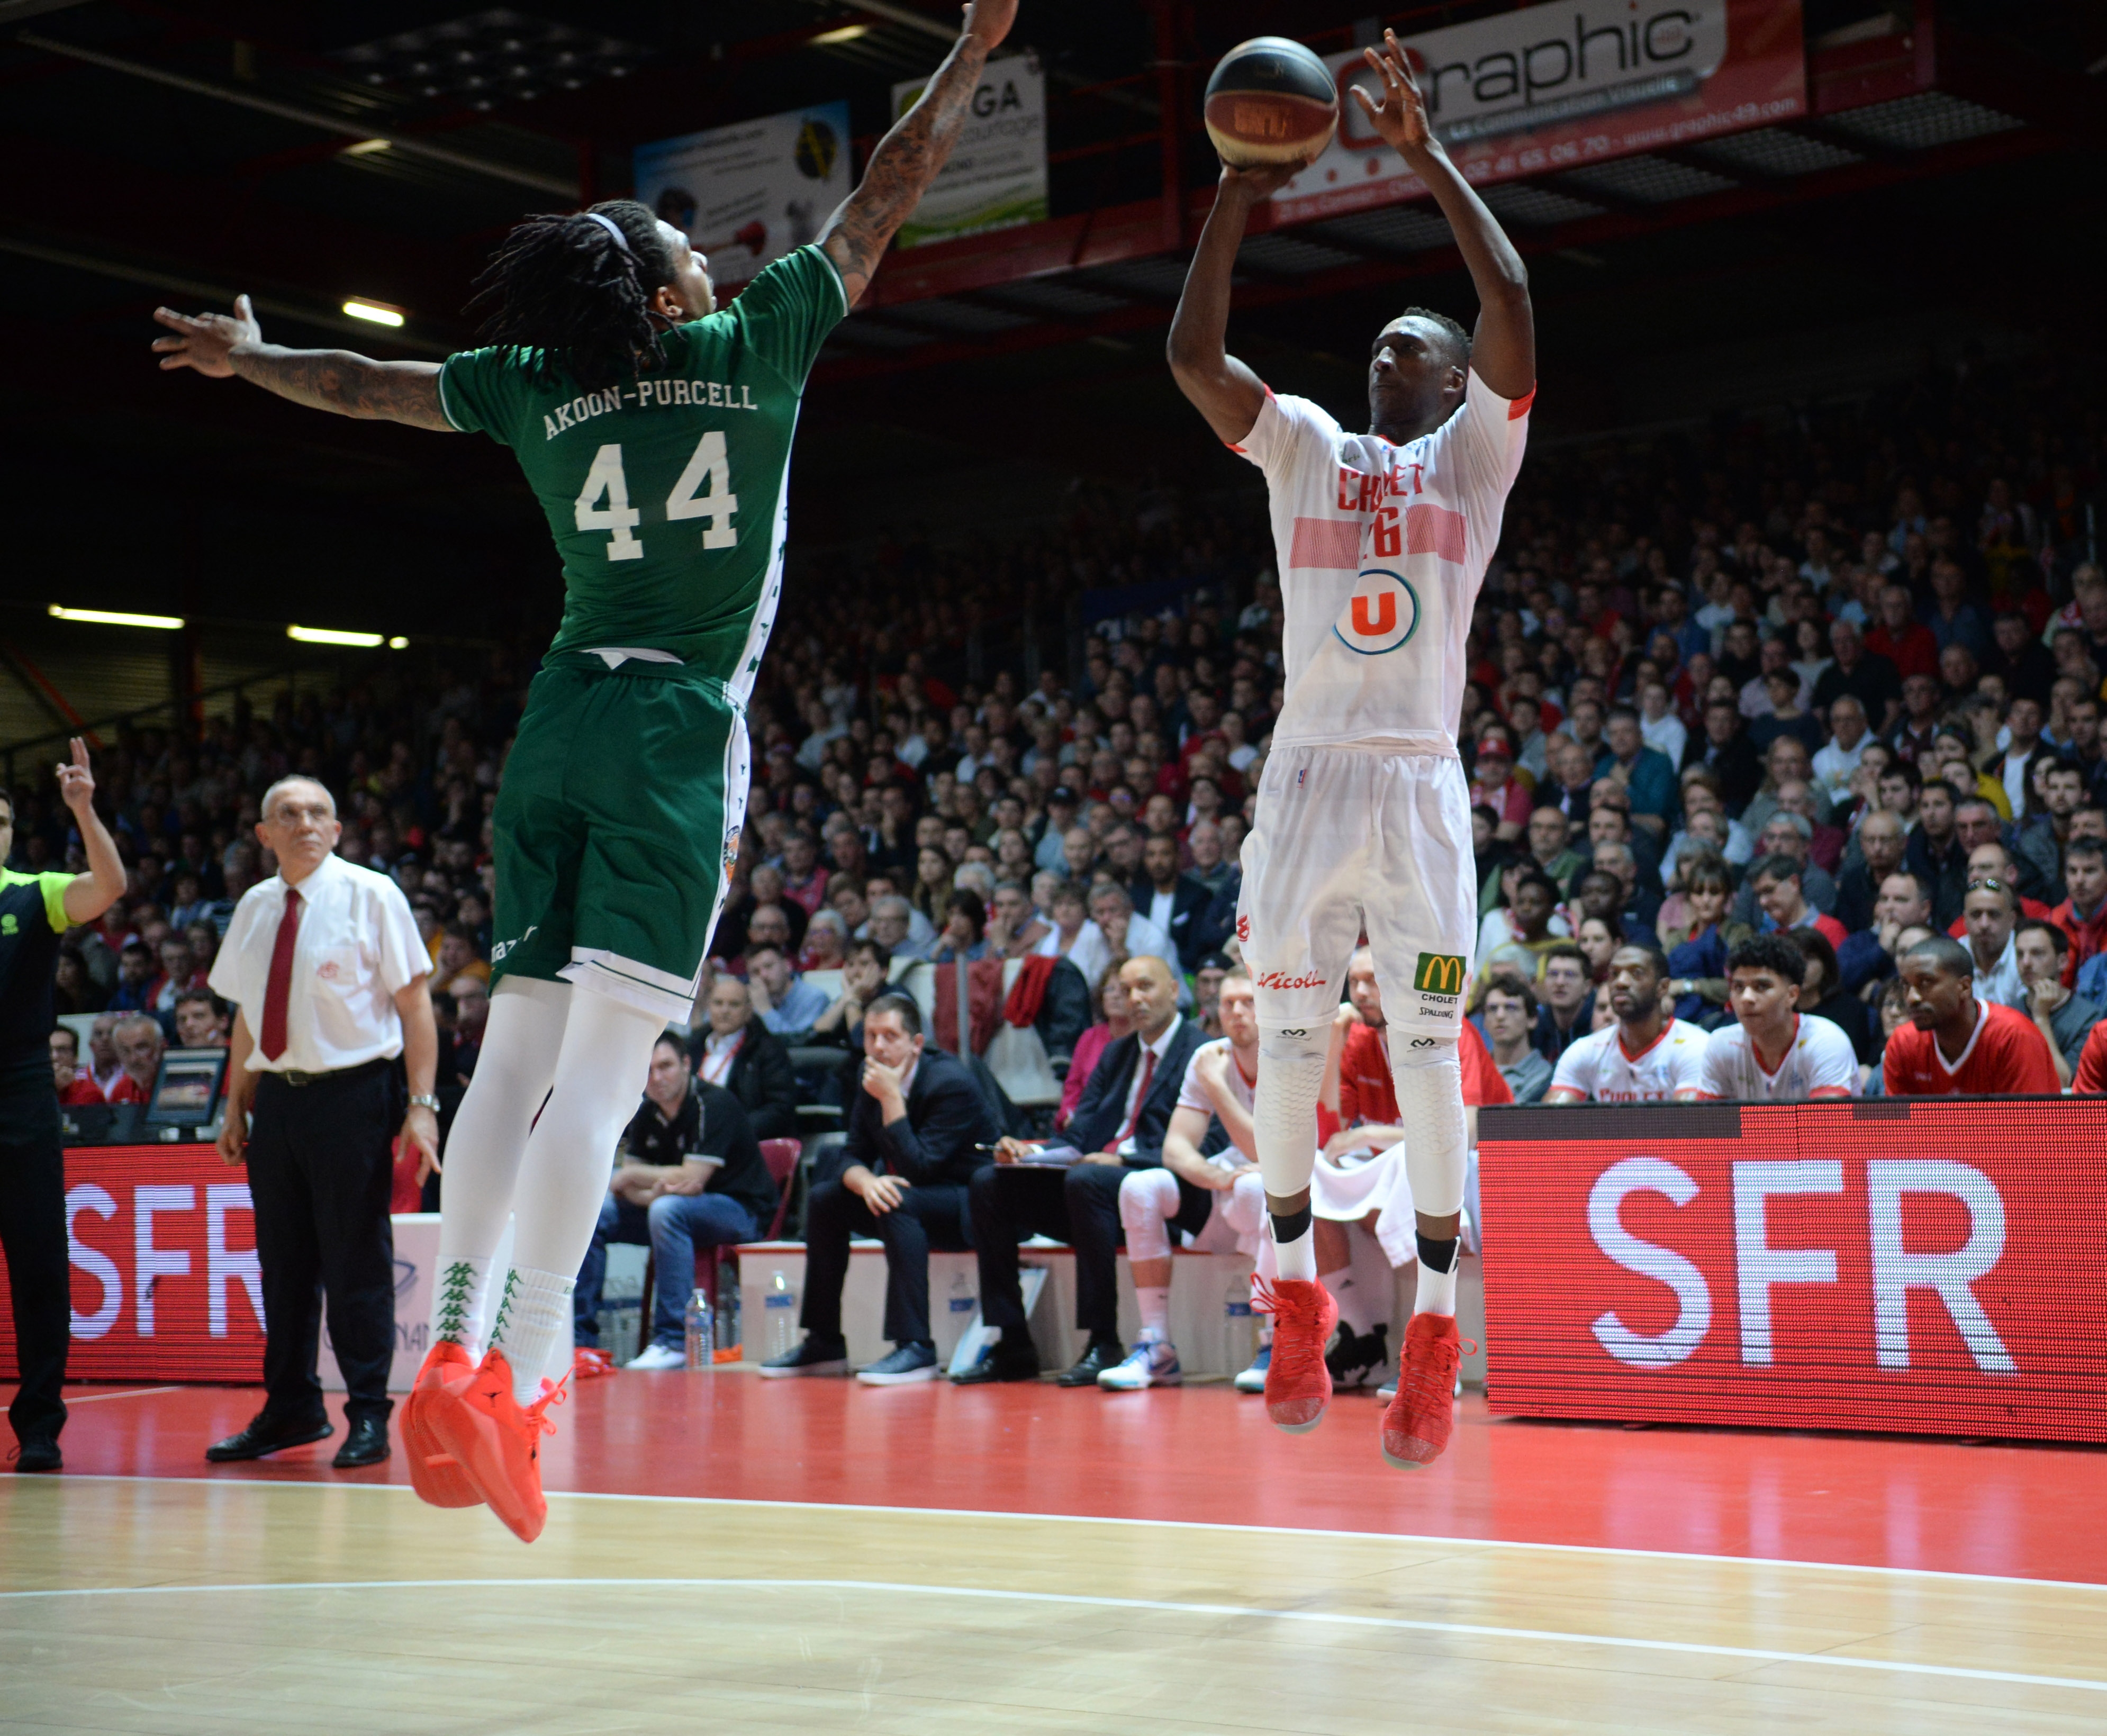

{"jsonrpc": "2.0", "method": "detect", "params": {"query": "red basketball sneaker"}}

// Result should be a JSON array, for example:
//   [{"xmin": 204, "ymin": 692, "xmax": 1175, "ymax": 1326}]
[
  {"xmin": 1381, "ymin": 1312, "xmax": 1463, "ymax": 1469},
  {"xmin": 400, "ymin": 1341, "xmax": 480, "ymax": 1508},
  {"xmin": 427, "ymin": 1348, "xmax": 567, "ymax": 1543},
  {"xmin": 1254, "ymin": 1277, "xmax": 1337, "ymax": 1434}
]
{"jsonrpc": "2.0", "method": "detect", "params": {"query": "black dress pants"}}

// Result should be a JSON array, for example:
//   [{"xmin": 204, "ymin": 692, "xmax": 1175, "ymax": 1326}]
[
  {"xmin": 245, "ymin": 1063, "xmax": 400, "ymax": 1426},
  {"xmin": 967, "ymin": 1161, "xmax": 1132, "ymax": 1345},
  {"xmin": 0, "ymin": 1069, "xmax": 70, "ymax": 1444},
  {"xmin": 799, "ymin": 1179, "xmax": 970, "ymax": 1348}
]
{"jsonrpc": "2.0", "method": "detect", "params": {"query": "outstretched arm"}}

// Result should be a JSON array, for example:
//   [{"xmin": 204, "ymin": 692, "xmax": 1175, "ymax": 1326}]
[
  {"xmin": 1353, "ymin": 29, "xmax": 1533, "ymax": 399},
  {"xmin": 1166, "ymin": 162, "xmax": 1297, "ymax": 447},
  {"xmin": 819, "ymin": 0, "xmax": 1017, "ymax": 308},
  {"xmin": 151, "ymin": 294, "xmax": 454, "ymax": 431}
]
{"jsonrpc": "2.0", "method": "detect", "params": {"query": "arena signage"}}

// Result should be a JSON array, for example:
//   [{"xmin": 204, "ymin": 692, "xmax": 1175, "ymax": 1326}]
[
  {"xmin": 890, "ymin": 52, "xmax": 1048, "ymax": 248},
  {"xmin": 1478, "ymin": 1099, "xmax": 2107, "ymax": 1445},
  {"xmin": 1271, "ymin": 0, "xmax": 1806, "ymax": 224}
]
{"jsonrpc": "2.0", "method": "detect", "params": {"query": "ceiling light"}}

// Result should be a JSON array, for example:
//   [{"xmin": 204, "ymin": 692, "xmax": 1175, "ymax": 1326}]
[
  {"xmin": 288, "ymin": 625, "xmax": 385, "ymax": 647},
  {"xmin": 342, "ymin": 299, "xmax": 405, "ymax": 327},
  {"xmin": 811, "ymin": 24, "xmax": 870, "ymax": 44},
  {"xmin": 387, "ymin": 636, "xmax": 409, "ymax": 649},
  {"xmin": 342, "ymin": 138, "xmax": 391, "ymax": 156},
  {"xmin": 49, "ymin": 604, "xmax": 184, "ymax": 630}
]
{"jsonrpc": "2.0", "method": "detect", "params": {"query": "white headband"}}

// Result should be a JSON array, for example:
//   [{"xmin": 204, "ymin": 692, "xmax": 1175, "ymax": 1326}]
[{"xmin": 581, "ymin": 211, "xmax": 632, "ymax": 255}]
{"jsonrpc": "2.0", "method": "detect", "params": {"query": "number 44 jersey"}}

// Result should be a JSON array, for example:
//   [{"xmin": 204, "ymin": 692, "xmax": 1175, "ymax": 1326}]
[{"xmin": 439, "ymin": 245, "xmax": 848, "ymax": 700}]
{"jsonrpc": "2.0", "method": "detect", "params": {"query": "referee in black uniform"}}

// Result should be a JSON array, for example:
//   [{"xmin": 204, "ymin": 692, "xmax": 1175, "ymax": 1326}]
[{"xmin": 1, "ymin": 741, "xmax": 126, "ymax": 1474}]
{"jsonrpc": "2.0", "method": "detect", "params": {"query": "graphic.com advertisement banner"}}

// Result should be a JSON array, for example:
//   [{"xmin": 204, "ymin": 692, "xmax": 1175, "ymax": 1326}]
[
  {"xmin": 1479, "ymin": 1100, "xmax": 2107, "ymax": 1445},
  {"xmin": 1272, "ymin": 0, "xmax": 1805, "ymax": 224},
  {"xmin": 0, "ymin": 1144, "xmax": 266, "ymax": 1383}
]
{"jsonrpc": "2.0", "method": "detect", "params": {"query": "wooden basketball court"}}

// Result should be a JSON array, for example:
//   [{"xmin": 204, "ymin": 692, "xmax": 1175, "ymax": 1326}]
[{"xmin": 5, "ymin": 1374, "xmax": 2104, "ymax": 1731}]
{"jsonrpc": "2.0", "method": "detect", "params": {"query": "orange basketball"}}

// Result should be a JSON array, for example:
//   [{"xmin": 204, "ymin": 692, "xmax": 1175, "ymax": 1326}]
[{"xmin": 1202, "ymin": 36, "xmax": 1339, "ymax": 169}]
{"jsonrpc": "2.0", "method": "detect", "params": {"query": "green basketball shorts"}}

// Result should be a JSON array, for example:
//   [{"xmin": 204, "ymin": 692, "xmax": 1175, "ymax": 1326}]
[{"xmin": 489, "ymin": 653, "xmax": 748, "ymax": 1021}]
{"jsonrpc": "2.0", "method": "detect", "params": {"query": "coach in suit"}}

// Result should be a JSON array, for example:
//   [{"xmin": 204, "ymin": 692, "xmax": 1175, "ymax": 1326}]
[
  {"xmin": 205, "ymin": 776, "xmax": 438, "ymax": 1470},
  {"xmin": 1128, "ymin": 834, "xmax": 1214, "ymax": 970},
  {"xmin": 761, "ymin": 992, "xmax": 999, "ymax": 1384},
  {"xmin": 958, "ymin": 955, "xmax": 1206, "ymax": 1387}
]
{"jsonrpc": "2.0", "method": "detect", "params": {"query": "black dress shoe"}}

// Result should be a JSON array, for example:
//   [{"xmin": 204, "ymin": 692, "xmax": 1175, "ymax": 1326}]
[
  {"xmin": 1055, "ymin": 1341, "xmax": 1125, "ymax": 1387},
  {"xmin": 952, "ymin": 1350, "xmax": 1041, "ymax": 1385},
  {"xmin": 205, "ymin": 1412, "xmax": 333, "ymax": 1463},
  {"xmin": 332, "ymin": 1415, "xmax": 391, "ymax": 1469},
  {"xmin": 9, "ymin": 1437, "xmax": 61, "ymax": 1473}
]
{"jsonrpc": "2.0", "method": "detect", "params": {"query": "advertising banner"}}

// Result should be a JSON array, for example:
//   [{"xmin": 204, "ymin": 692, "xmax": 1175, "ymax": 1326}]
[
  {"xmin": 890, "ymin": 53, "xmax": 1047, "ymax": 248},
  {"xmin": 634, "ymin": 101, "xmax": 853, "ymax": 290},
  {"xmin": 1271, "ymin": 0, "xmax": 1806, "ymax": 224},
  {"xmin": 1478, "ymin": 1099, "xmax": 2107, "ymax": 1445}
]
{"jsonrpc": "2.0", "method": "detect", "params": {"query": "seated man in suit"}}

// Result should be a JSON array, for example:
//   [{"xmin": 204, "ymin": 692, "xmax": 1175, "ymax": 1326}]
[
  {"xmin": 957, "ymin": 954, "xmax": 1207, "ymax": 1387},
  {"xmin": 1129, "ymin": 833, "xmax": 1213, "ymax": 970},
  {"xmin": 760, "ymin": 993, "xmax": 998, "ymax": 1386},
  {"xmin": 691, "ymin": 969, "xmax": 800, "ymax": 1141},
  {"xmin": 574, "ymin": 1034, "xmax": 779, "ymax": 1370}
]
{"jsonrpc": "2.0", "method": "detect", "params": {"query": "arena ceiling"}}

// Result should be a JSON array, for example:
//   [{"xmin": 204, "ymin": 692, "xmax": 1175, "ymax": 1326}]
[{"xmin": 2, "ymin": 0, "xmax": 2102, "ymax": 651}]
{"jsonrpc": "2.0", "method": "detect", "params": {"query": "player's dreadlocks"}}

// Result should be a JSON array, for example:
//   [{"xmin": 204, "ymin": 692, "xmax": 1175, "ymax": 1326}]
[
  {"xmin": 1397, "ymin": 304, "xmax": 1472, "ymax": 365},
  {"xmin": 465, "ymin": 198, "xmax": 682, "ymax": 393}
]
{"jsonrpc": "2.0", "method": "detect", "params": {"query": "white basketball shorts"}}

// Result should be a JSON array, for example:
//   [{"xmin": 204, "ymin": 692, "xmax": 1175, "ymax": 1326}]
[{"xmin": 1235, "ymin": 744, "xmax": 1476, "ymax": 1036}]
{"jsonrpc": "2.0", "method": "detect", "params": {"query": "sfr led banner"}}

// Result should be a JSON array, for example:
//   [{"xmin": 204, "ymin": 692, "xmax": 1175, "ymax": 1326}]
[
  {"xmin": 1478, "ymin": 1100, "xmax": 2107, "ymax": 1445},
  {"xmin": 1271, "ymin": 0, "xmax": 1806, "ymax": 224},
  {"xmin": 0, "ymin": 1144, "xmax": 266, "ymax": 1383}
]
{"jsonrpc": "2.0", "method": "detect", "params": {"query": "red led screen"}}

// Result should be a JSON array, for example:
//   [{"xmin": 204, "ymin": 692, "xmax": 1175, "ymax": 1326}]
[{"xmin": 1478, "ymin": 1099, "xmax": 2107, "ymax": 1445}]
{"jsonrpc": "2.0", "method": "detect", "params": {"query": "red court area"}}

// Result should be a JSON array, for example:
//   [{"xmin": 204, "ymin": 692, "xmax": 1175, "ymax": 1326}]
[{"xmin": 20, "ymin": 1373, "xmax": 2107, "ymax": 1586}]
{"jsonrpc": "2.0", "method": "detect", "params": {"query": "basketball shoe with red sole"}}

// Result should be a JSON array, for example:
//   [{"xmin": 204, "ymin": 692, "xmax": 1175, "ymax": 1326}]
[
  {"xmin": 400, "ymin": 1341, "xmax": 479, "ymax": 1508},
  {"xmin": 1254, "ymin": 1277, "xmax": 1337, "ymax": 1434},
  {"xmin": 1381, "ymin": 1312, "xmax": 1463, "ymax": 1469},
  {"xmin": 426, "ymin": 1348, "xmax": 567, "ymax": 1543}
]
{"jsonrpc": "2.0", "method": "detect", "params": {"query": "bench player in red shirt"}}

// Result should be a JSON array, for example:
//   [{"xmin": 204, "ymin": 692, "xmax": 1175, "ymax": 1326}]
[{"xmin": 1883, "ymin": 935, "xmax": 2060, "ymax": 1097}]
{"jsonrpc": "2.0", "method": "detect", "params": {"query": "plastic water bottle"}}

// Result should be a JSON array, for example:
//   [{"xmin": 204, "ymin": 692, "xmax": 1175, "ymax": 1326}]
[
  {"xmin": 1224, "ymin": 1277, "xmax": 1256, "ymax": 1371},
  {"xmin": 715, "ymin": 1273, "xmax": 741, "ymax": 1361},
  {"xmin": 684, "ymin": 1288, "xmax": 715, "ymax": 1372},
  {"xmin": 948, "ymin": 1270, "xmax": 976, "ymax": 1318},
  {"xmin": 765, "ymin": 1269, "xmax": 798, "ymax": 1359}
]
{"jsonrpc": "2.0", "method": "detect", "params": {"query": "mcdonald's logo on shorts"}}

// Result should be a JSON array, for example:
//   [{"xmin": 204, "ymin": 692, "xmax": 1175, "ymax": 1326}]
[{"xmin": 1414, "ymin": 952, "xmax": 1466, "ymax": 997}]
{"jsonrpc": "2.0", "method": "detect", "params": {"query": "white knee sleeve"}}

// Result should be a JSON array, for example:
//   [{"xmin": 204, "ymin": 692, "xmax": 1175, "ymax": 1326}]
[
  {"xmin": 1118, "ymin": 1168, "xmax": 1182, "ymax": 1264},
  {"xmin": 1386, "ymin": 1032, "xmax": 1467, "ymax": 1219},
  {"xmin": 1221, "ymin": 1170, "xmax": 1269, "ymax": 1244},
  {"xmin": 1254, "ymin": 1024, "xmax": 1329, "ymax": 1200}
]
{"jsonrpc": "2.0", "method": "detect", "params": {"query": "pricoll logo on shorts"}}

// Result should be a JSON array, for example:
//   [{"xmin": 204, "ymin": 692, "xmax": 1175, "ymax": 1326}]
[
  {"xmin": 1414, "ymin": 952, "xmax": 1465, "ymax": 997},
  {"xmin": 1332, "ymin": 567, "xmax": 1419, "ymax": 656}
]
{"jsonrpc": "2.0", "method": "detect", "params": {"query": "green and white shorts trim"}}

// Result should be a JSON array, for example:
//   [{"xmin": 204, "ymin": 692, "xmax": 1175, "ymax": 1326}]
[{"xmin": 489, "ymin": 654, "xmax": 749, "ymax": 1024}]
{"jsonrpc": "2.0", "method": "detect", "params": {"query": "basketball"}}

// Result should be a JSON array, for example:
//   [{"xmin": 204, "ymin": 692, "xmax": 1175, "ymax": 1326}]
[{"xmin": 1203, "ymin": 35, "xmax": 1339, "ymax": 169}]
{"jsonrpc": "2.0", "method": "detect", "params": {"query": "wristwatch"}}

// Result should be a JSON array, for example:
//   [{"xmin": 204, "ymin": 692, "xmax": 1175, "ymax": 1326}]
[{"xmin": 409, "ymin": 1093, "xmax": 442, "ymax": 1111}]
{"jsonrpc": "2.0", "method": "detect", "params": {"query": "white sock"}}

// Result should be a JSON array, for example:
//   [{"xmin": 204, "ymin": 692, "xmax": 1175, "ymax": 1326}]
[
  {"xmin": 1135, "ymin": 1286, "xmax": 1170, "ymax": 1345},
  {"xmin": 1274, "ymin": 1223, "xmax": 1316, "ymax": 1282},
  {"xmin": 490, "ymin": 1266, "xmax": 577, "ymax": 1404},
  {"xmin": 429, "ymin": 1256, "xmax": 495, "ymax": 1356},
  {"xmin": 1414, "ymin": 1254, "xmax": 1459, "ymax": 1318},
  {"xmin": 1327, "ymin": 1265, "xmax": 1373, "ymax": 1335}
]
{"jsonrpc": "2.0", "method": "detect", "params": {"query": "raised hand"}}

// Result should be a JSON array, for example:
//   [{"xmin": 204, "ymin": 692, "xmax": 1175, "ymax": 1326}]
[
  {"xmin": 1217, "ymin": 160, "xmax": 1301, "ymax": 200},
  {"xmin": 962, "ymin": 0, "xmax": 1017, "ymax": 50},
  {"xmin": 1351, "ymin": 28, "xmax": 1435, "ymax": 155},
  {"xmin": 54, "ymin": 737, "xmax": 96, "ymax": 815},
  {"xmin": 152, "ymin": 293, "xmax": 262, "ymax": 378}
]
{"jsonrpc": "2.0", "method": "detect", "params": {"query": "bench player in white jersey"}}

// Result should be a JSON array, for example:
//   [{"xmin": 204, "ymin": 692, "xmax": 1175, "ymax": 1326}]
[
  {"xmin": 1545, "ymin": 945, "xmax": 1709, "ymax": 1104},
  {"xmin": 1168, "ymin": 31, "xmax": 1533, "ymax": 1469},
  {"xmin": 1687, "ymin": 933, "xmax": 1858, "ymax": 1102},
  {"xmin": 1101, "ymin": 969, "xmax": 1268, "ymax": 1389}
]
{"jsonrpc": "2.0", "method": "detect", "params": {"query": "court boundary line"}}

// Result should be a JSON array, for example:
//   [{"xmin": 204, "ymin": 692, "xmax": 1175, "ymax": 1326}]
[
  {"xmin": 0, "ymin": 1575, "xmax": 2101, "ymax": 1695},
  {"xmin": 28, "ymin": 1473, "xmax": 2107, "ymax": 1596},
  {"xmin": 57, "ymin": 1387, "xmax": 180, "ymax": 1405}
]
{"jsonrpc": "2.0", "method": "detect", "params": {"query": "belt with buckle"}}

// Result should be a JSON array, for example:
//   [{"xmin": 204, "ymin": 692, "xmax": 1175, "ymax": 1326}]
[{"xmin": 273, "ymin": 1057, "xmax": 391, "ymax": 1088}]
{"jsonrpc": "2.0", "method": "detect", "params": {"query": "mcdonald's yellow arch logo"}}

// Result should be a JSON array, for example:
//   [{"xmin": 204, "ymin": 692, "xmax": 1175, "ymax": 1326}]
[{"xmin": 1414, "ymin": 952, "xmax": 1465, "ymax": 995}]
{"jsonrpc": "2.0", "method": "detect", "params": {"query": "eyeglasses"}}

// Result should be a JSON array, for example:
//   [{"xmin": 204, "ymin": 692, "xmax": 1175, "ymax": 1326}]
[{"xmin": 1967, "ymin": 876, "xmax": 2010, "ymax": 893}]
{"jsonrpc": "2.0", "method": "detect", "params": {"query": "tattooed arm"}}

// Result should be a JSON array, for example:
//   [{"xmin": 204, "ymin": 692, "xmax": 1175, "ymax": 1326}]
[
  {"xmin": 819, "ymin": 0, "xmax": 1018, "ymax": 308},
  {"xmin": 151, "ymin": 293, "xmax": 454, "ymax": 431}
]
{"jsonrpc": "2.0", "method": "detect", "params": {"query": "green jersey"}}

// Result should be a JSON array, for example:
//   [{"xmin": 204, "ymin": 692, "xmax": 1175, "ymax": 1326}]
[{"xmin": 438, "ymin": 244, "xmax": 848, "ymax": 694}]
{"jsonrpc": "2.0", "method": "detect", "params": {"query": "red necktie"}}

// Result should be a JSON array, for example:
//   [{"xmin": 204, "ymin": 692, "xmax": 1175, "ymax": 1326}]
[
  {"xmin": 1119, "ymin": 1048, "xmax": 1158, "ymax": 1144},
  {"xmin": 259, "ymin": 887, "xmax": 302, "ymax": 1061}
]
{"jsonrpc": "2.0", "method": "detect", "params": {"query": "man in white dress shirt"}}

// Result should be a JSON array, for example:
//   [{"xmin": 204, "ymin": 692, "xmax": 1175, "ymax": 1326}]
[{"xmin": 205, "ymin": 777, "xmax": 439, "ymax": 1470}]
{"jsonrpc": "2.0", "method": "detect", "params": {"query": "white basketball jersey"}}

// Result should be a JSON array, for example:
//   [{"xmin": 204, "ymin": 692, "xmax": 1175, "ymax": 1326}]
[
  {"xmin": 1233, "ymin": 370, "xmax": 1531, "ymax": 752},
  {"xmin": 1177, "ymin": 1037, "xmax": 1258, "ymax": 1167},
  {"xmin": 1698, "ymin": 1015, "xmax": 1860, "ymax": 1101},
  {"xmin": 1550, "ymin": 1019, "xmax": 1710, "ymax": 1102}
]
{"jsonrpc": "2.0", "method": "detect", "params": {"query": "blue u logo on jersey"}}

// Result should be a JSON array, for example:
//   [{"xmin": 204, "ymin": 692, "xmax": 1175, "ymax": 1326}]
[{"xmin": 1333, "ymin": 567, "xmax": 1419, "ymax": 655}]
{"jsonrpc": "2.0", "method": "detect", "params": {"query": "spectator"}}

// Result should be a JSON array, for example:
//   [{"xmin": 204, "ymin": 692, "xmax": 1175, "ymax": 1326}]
[
  {"xmin": 1523, "ymin": 805, "xmax": 1586, "ymax": 889},
  {"xmin": 106, "ymin": 939, "xmax": 156, "ymax": 1014},
  {"xmin": 2051, "ymin": 837, "xmax": 2107, "ymax": 988},
  {"xmin": 1748, "ymin": 852, "xmax": 1848, "ymax": 950},
  {"xmin": 1791, "ymin": 929, "xmax": 1875, "ymax": 1064},
  {"xmin": 796, "ymin": 907, "xmax": 850, "ymax": 974},
  {"xmin": 806, "ymin": 937, "xmax": 893, "ymax": 1059},
  {"xmin": 745, "ymin": 942, "xmax": 830, "ymax": 1040},
  {"xmin": 929, "ymin": 889, "xmax": 989, "ymax": 965},
  {"xmin": 1532, "ymin": 943, "xmax": 1595, "ymax": 1062},
  {"xmin": 1128, "ymin": 833, "xmax": 1210, "ymax": 969},
  {"xmin": 1884, "ymin": 936, "xmax": 2059, "ymax": 1096},
  {"xmin": 1866, "ymin": 582, "xmax": 1937, "ymax": 681},
  {"xmin": 691, "ymin": 972, "xmax": 799, "ymax": 1142},
  {"xmin": 171, "ymin": 988, "xmax": 231, "ymax": 1050},
  {"xmin": 1057, "ymin": 965, "xmax": 1132, "ymax": 1130},
  {"xmin": 1544, "ymin": 944, "xmax": 1707, "ymax": 1101},
  {"xmin": 1661, "ymin": 855, "xmax": 1745, "ymax": 1021},
  {"xmin": 1088, "ymin": 881, "xmax": 1178, "ymax": 982},
  {"xmin": 866, "ymin": 894, "xmax": 933, "ymax": 964},
  {"xmin": 1749, "ymin": 668, "xmax": 1824, "ymax": 757},
  {"xmin": 105, "ymin": 1014, "xmax": 164, "ymax": 1106},
  {"xmin": 1695, "ymin": 700, "xmax": 1762, "ymax": 811},
  {"xmin": 1960, "ymin": 878, "xmax": 2026, "ymax": 1010},
  {"xmin": 429, "ymin": 924, "xmax": 489, "ymax": 998},
  {"xmin": 1833, "ymin": 808, "xmax": 1907, "ymax": 935},
  {"xmin": 1190, "ymin": 952, "xmax": 1229, "ymax": 1038},
  {"xmin": 961, "ymin": 956, "xmax": 1204, "ymax": 1387},
  {"xmin": 1811, "ymin": 694, "xmax": 1874, "ymax": 803},
  {"xmin": 985, "ymin": 880, "xmax": 1050, "ymax": 959},
  {"xmin": 1034, "ymin": 881, "xmax": 1109, "ymax": 993},
  {"xmin": 80, "ymin": 1011, "xmax": 123, "ymax": 1098},
  {"xmin": 1692, "ymin": 933, "xmax": 1858, "ymax": 1101},
  {"xmin": 1734, "ymin": 816, "xmax": 1837, "ymax": 924},
  {"xmin": 1811, "ymin": 618, "xmax": 1901, "ymax": 732},
  {"xmin": 1574, "ymin": 915, "xmax": 1622, "ymax": 985},
  {"xmin": 577, "ymin": 1036, "xmax": 776, "ymax": 1370},
  {"xmin": 1476, "ymin": 973, "xmax": 1552, "ymax": 1104},
  {"xmin": 2013, "ymin": 920, "xmax": 2102, "ymax": 1089},
  {"xmin": 1905, "ymin": 781, "xmax": 1969, "ymax": 929},
  {"xmin": 49, "ymin": 1027, "xmax": 103, "ymax": 1106}
]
